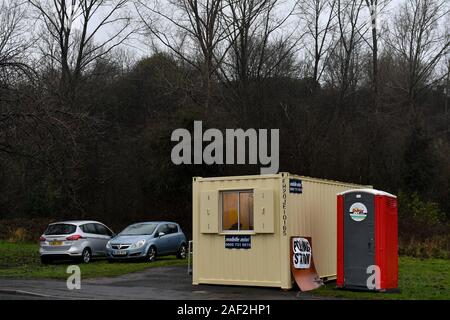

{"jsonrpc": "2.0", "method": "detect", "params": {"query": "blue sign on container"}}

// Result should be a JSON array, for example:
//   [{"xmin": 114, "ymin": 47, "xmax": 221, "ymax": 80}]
[
  {"xmin": 225, "ymin": 235, "xmax": 251, "ymax": 249},
  {"xmin": 289, "ymin": 179, "xmax": 303, "ymax": 194}
]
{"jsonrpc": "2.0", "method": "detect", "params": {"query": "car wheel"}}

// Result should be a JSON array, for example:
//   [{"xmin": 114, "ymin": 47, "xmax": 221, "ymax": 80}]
[
  {"xmin": 40, "ymin": 256, "xmax": 52, "ymax": 264},
  {"xmin": 81, "ymin": 248, "xmax": 91, "ymax": 263},
  {"xmin": 177, "ymin": 244, "xmax": 187, "ymax": 259},
  {"xmin": 147, "ymin": 246, "xmax": 156, "ymax": 262}
]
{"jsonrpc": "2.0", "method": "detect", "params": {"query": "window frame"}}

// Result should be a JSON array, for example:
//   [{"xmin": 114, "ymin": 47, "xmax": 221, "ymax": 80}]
[
  {"xmin": 168, "ymin": 224, "xmax": 178, "ymax": 234},
  {"xmin": 156, "ymin": 224, "xmax": 170, "ymax": 236},
  {"xmin": 81, "ymin": 223, "xmax": 97, "ymax": 235},
  {"xmin": 220, "ymin": 189, "xmax": 254, "ymax": 234},
  {"xmin": 94, "ymin": 223, "xmax": 113, "ymax": 237}
]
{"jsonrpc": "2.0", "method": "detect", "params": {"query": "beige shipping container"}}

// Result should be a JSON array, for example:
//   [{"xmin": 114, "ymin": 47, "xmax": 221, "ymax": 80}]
[{"xmin": 192, "ymin": 172, "xmax": 371, "ymax": 289}]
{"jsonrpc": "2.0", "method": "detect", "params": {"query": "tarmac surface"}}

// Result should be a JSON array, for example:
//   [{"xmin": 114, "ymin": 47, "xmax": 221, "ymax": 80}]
[{"xmin": 0, "ymin": 265, "xmax": 334, "ymax": 300}]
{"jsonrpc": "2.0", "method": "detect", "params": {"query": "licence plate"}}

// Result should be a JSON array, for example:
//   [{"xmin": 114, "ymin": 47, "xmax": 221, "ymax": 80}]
[
  {"xmin": 50, "ymin": 241, "xmax": 63, "ymax": 246},
  {"xmin": 113, "ymin": 250, "xmax": 127, "ymax": 256}
]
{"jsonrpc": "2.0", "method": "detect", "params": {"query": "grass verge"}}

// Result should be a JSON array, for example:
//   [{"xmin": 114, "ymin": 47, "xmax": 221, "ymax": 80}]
[
  {"xmin": 312, "ymin": 256, "xmax": 450, "ymax": 300},
  {"xmin": 1, "ymin": 241, "xmax": 448, "ymax": 300},
  {"xmin": 0, "ymin": 241, "xmax": 187, "ymax": 279}
]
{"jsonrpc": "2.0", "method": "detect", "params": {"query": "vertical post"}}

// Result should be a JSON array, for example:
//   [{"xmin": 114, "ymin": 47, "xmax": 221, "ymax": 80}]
[
  {"xmin": 336, "ymin": 195, "xmax": 344, "ymax": 287},
  {"xmin": 192, "ymin": 177, "xmax": 199, "ymax": 284},
  {"xmin": 187, "ymin": 240, "xmax": 193, "ymax": 275}
]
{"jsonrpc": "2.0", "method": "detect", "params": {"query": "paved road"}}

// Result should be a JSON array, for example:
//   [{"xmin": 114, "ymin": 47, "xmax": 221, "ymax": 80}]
[{"xmin": 0, "ymin": 266, "xmax": 331, "ymax": 300}]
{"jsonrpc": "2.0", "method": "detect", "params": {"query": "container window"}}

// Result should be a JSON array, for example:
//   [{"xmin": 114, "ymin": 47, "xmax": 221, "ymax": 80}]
[{"xmin": 221, "ymin": 191, "xmax": 254, "ymax": 231}]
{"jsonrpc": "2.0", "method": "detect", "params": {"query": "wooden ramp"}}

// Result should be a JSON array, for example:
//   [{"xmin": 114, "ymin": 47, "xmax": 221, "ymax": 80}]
[{"xmin": 290, "ymin": 237, "xmax": 323, "ymax": 291}]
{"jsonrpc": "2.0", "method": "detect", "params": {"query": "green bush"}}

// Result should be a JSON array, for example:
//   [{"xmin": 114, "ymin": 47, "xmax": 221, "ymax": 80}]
[
  {"xmin": 399, "ymin": 235, "xmax": 450, "ymax": 259},
  {"xmin": 398, "ymin": 191, "xmax": 449, "ymax": 259},
  {"xmin": 0, "ymin": 218, "xmax": 56, "ymax": 242},
  {"xmin": 401, "ymin": 192, "xmax": 443, "ymax": 226},
  {"xmin": 7, "ymin": 228, "xmax": 28, "ymax": 242}
]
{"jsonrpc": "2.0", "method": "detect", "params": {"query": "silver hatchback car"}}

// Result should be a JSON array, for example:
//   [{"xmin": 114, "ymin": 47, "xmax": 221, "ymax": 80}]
[{"xmin": 39, "ymin": 220, "xmax": 114, "ymax": 263}]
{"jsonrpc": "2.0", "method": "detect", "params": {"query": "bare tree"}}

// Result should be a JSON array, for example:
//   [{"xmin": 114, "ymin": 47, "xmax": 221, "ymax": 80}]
[
  {"xmin": 333, "ymin": 0, "xmax": 368, "ymax": 100},
  {"xmin": 444, "ymin": 57, "xmax": 449, "ymax": 132},
  {"xmin": 298, "ymin": 0, "xmax": 337, "ymax": 90},
  {"xmin": 135, "ymin": 0, "xmax": 233, "ymax": 114},
  {"xmin": 0, "ymin": 0, "xmax": 35, "ymax": 87},
  {"xmin": 387, "ymin": 0, "xmax": 450, "ymax": 111},
  {"xmin": 0, "ymin": 0, "xmax": 36, "ymax": 157},
  {"xmin": 362, "ymin": 0, "xmax": 390, "ymax": 109},
  {"xmin": 29, "ymin": 0, "xmax": 134, "ymax": 92},
  {"xmin": 213, "ymin": 0, "xmax": 300, "ymax": 122},
  {"xmin": 221, "ymin": 0, "xmax": 298, "ymax": 83}
]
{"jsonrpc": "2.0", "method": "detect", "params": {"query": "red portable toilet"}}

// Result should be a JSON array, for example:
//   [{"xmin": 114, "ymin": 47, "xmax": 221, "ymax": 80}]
[{"xmin": 337, "ymin": 189, "xmax": 398, "ymax": 291}]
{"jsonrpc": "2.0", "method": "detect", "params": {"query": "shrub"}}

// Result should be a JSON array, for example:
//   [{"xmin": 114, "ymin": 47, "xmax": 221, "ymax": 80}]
[
  {"xmin": 399, "ymin": 235, "xmax": 450, "ymax": 259},
  {"xmin": 0, "ymin": 218, "xmax": 56, "ymax": 242},
  {"xmin": 398, "ymin": 191, "xmax": 449, "ymax": 259},
  {"xmin": 7, "ymin": 227, "xmax": 28, "ymax": 242}
]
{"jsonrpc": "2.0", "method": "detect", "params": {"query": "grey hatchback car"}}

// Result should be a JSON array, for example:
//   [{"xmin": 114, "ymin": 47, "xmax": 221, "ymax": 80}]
[
  {"xmin": 106, "ymin": 221, "xmax": 187, "ymax": 262},
  {"xmin": 39, "ymin": 220, "xmax": 114, "ymax": 263}
]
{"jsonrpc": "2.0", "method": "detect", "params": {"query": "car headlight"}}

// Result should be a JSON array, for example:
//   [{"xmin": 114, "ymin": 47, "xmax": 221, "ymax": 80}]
[
  {"xmin": 106, "ymin": 241, "xmax": 112, "ymax": 249},
  {"xmin": 130, "ymin": 239, "xmax": 146, "ymax": 249}
]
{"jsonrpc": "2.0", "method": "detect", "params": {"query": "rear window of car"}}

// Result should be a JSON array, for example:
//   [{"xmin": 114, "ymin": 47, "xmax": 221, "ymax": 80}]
[{"xmin": 45, "ymin": 224, "xmax": 76, "ymax": 235}]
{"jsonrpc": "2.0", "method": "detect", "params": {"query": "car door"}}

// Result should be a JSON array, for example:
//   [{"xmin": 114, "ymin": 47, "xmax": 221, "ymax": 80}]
[
  {"xmin": 154, "ymin": 224, "xmax": 170, "ymax": 254},
  {"xmin": 166, "ymin": 223, "xmax": 180, "ymax": 254},
  {"xmin": 176, "ymin": 224, "xmax": 187, "ymax": 246},
  {"xmin": 94, "ymin": 223, "xmax": 113, "ymax": 255},
  {"xmin": 81, "ymin": 223, "xmax": 103, "ymax": 255}
]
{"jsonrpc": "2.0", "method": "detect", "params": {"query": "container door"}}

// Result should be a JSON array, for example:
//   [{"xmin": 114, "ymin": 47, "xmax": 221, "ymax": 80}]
[{"xmin": 343, "ymin": 192, "xmax": 375, "ymax": 288}]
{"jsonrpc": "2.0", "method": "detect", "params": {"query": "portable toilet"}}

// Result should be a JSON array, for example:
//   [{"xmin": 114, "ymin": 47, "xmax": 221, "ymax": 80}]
[
  {"xmin": 192, "ymin": 173, "xmax": 370, "ymax": 289},
  {"xmin": 337, "ymin": 189, "xmax": 398, "ymax": 291}
]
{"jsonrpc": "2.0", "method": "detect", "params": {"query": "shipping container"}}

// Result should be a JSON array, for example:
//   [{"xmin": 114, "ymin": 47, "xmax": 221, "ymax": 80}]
[{"xmin": 192, "ymin": 173, "xmax": 371, "ymax": 289}]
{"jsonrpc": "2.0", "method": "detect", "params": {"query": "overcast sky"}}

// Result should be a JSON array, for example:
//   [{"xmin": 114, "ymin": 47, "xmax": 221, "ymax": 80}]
[
  {"xmin": 11, "ymin": 0, "xmax": 447, "ymax": 63},
  {"xmin": 45, "ymin": 0, "xmax": 405, "ymax": 58}
]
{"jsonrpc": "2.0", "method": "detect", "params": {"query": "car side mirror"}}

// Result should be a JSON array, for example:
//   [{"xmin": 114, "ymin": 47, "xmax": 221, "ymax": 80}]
[{"xmin": 158, "ymin": 232, "xmax": 166, "ymax": 237}]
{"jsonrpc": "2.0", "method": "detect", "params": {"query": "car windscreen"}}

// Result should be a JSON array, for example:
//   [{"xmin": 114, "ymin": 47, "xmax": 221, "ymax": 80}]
[
  {"xmin": 44, "ymin": 224, "xmax": 76, "ymax": 235},
  {"xmin": 119, "ymin": 223, "xmax": 157, "ymax": 235}
]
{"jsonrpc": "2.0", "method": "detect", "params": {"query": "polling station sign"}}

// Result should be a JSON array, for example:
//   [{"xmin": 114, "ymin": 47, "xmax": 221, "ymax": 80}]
[
  {"xmin": 290, "ymin": 236, "xmax": 323, "ymax": 291},
  {"xmin": 292, "ymin": 237, "xmax": 312, "ymax": 269}
]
